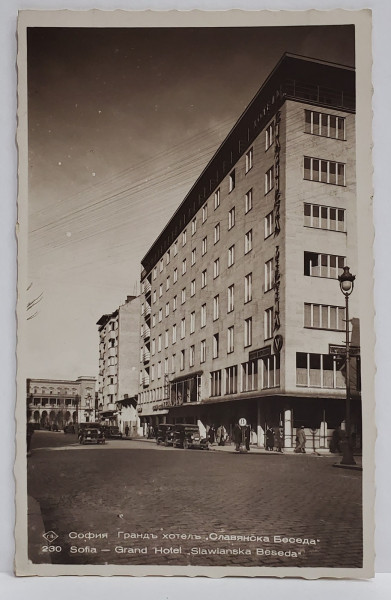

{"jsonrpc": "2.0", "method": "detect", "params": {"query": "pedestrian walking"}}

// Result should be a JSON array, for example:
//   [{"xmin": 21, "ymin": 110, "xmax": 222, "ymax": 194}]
[
  {"xmin": 233, "ymin": 423, "xmax": 241, "ymax": 451},
  {"xmin": 295, "ymin": 426, "xmax": 307, "ymax": 453},
  {"xmin": 266, "ymin": 427, "xmax": 275, "ymax": 451},
  {"xmin": 275, "ymin": 426, "xmax": 284, "ymax": 452},
  {"xmin": 245, "ymin": 425, "xmax": 251, "ymax": 451},
  {"xmin": 220, "ymin": 425, "xmax": 227, "ymax": 446},
  {"xmin": 209, "ymin": 425, "xmax": 216, "ymax": 445},
  {"xmin": 216, "ymin": 425, "xmax": 222, "ymax": 446},
  {"xmin": 125, "ymin": 425, "xmax": 129, "ymax": 438}
]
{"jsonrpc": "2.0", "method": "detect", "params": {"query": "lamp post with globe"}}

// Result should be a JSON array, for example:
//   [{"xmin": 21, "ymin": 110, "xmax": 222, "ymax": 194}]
[{"xmin": 338, "ymin": 265, "xmax": 356, "ymax": 466}]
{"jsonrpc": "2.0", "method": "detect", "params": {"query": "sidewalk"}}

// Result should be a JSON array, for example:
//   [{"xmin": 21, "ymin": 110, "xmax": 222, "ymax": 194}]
[{"xmin": 132, "ymin": 436, "xmax": 362, "ymax": 464}]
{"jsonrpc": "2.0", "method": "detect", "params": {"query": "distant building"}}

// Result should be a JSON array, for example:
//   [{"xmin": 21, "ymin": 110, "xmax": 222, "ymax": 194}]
[
  {"xmin": 137, "ymin": 53, "xmax": 361, "ymax": 449},
  {"xmin": 96, "ymin": 295, "xmax": 141, "ymax": 434},
  {"xmin": 27, "ymin": 376, "xmax": 97, "ymax": 429}
]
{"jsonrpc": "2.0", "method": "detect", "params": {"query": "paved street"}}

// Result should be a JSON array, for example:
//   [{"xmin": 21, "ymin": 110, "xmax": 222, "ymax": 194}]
[{"xmin": 28, "ymin": 431, "xmax": 363, "ymax": 568}]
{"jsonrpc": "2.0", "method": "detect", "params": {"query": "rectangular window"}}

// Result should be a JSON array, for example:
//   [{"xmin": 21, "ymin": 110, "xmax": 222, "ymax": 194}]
[
  {"xmin": 242, "ymin": 360, "xmax": 258, "ymax": 392},
  {"xmin": 227, "ymin": 326, "xmax": 234, "ymax": 353},
  {"xmin": 173, "ymin": 268, "xmax": 178, "ymax": 283},
  {"xmin": 304, "ymin": 203, "xmax": 346, "ymax": 232},
  {"xmin": 266, "ymin": 122, "xmax": 275, "ymax": 150},
  {"xmin": 159, "ymin": 258, "xmax": 164, "ymax": 273},
  {"xmin": 158, "ymin": 334, "xmax": 162, "ymax": 352},
  {"xmin": 165, "ymin": 330, "xmax": 169, "ymax": 349},
  {"xmin": 202, "ymin": 203, "xmax": 208, "ymax": 223},
  {"xmin": 164, "ymin": 357, "xmax": 169, "ymax": 374},
  {"xmin": 151, "ymin": 364, "xmax": 155, "ymax": 381},
  {"xmin": 173, "ymin": 295, "xmax": 177, "ymax": 311},
  {"xmin": 172, "ymin": 324, "xmax": 177, "ymax": 344},
  {"xmin": 171, "ymin": 354, "xmax": 176, "ymax": 374},
  {"xmin": 245, "ymin": 229, "xmax": 253, "ymax": 254},
  {"xmin": 227, "ymin": 285, "xmax": 234, "ymax": 313},
  {"xmin": 200, "ymin": 340, "xmax": 206, "ymax": 363},
  {"xmin": 158, "ymin": 308, "xmax": 163, "ymax": 322},
  {"xmin": 265, "ymin": 166, "xmax": 274, "ymax": 194},
  {"xmin": 182, "ymin": 229, "xmax": 187, "ymax": 246},
  {"xmin": 191, "ymin": 248, "xmax": 196, "ymax": 265},
  {"xmin": 153, "ymin": 290, "xmax": 157, "ymax": 303},
  {"xmin": 225, "ymin": 365, "xmax": 238, "ymax": 394},
  {"xmin": 304, "ymin": 109, "xmax": 346, "ymax": 140},
  {"xmin": 229, "ymin": 170, "xmax": 235, "ymax": 192},
  {"xmin": 214, "ymin": 188, "xmax": 220, "ymax": 209},
  {"xmin": 264, "ymin": 211, "xmax": 274, "ymax": 238},
  {"xmin": 296, "ymin": 352, "xmax": 349, "ymax": 389},
  {"xmin": 201, "ymin": 269, "xmax": 207, "ymax": 288},
  {"xmin": 304, "ymin": 156, "xmax": 346, "ymax": 186},
  {"xmin": 191, "ymin": 218, "xmax": 197, "ymax": 236},
  {"xmin": 211, "ymin": 370, "xmax": 222, "ymax": 397},
  {"xmin": 228, "ymin": 207, "xmax": 236, "ymax": 230},
  {"xmin": 181, "ymin": 318, "xmax": 186, "ymax": 339},
  {"xmin": 159, "ymin": 283, "xmax": 163, "ymax": 297},
  {"xmin": 151, "ymin": 338, "xmax": 156, "ymax": 355},
  {"xmin": 166, "ymin": 250, "xmax": 170, "ymax": 265},
  {"xmin": 152, "ymin": 314, "xmax": 156, "ymax": 327},
  {"xmin": 173, "ymin": 240, "xmax": 178, "ymax": 256},
  {"xmin": 214, "ymin": 223, "xmax": 220, "ymax": 244},
  {"xmin": 181, "ymin": 288, "xmax": 186, "ymax": 304},
  {"xmin": 261, "ymin": 355, "xmax": 280, "ymax": 389},
  {"xmin": 202, "ymin": 236, "xmax": 207, "ymax": 256},
  {"xmin": 165, "ymin": 302, "xmax": 170, "ymax": 317},
  {"xmin": 304, "ymin": 252, "xmax": 345, "ymax": 279},
  {"xmin": 244, "ymin": 317, "xmax": 252, "ymax": 347},
  {"xmin": 191, "ymin": 279, "xmax": 196, "ymax": 296},
  {"xmin": 245, "ymin": 189, "xmax": 253, "ymax": 214},
  {"xmin": 166, "ymin": 276, "xmax": 170, "ymax": 291},
  {"xmin": 244, "ymin": 273, "xmax": 252, "ymax": 303},
  {"xmin": 265, "ymin": 258, "xmax": 274, "ymax": 292},
  {"xmin": 228, "ymin": 245, "xmax": 235, "ymax": 267},
  {"xmin": 182, "ymin": 258, "xmax": 187, "ymax": 275},
  {"xmin": 180, "ymin": 350, "xmax": 185, "ymax": 371},
  {"xmin": 245, "ymin": 147, "xmax": 253, "ymax": 173},
  {"xmin": 190, "ymin": 311, "xmax": 195, "ymax": 334},
  {"xmin": 304, "ymin": 303, "xmax": 346, "ymax": 330},
  {"xmin": 153, "ymin": 266, "xmax": 157, "ymax": 280},
  {"xmin": 213, "ymin": 333, "xmax": 219, "ymax": 359},
  {"xmin": 213, "ymin": 295, "xmax": 219, "ymax": 321},
  {"xmin": 264, "ymin": 307, "xmax": 273, "ymax": 340},
  {"xmin": 189, "ymin": 345, "xmax": 195, "ymax": 367},
  {"xmin": 213, "ymin": 258, "xmax": 220, "ymax": 279},
  {"xmin": 201, "ymin": 303, "xmax": 207, "ymax": 328}
]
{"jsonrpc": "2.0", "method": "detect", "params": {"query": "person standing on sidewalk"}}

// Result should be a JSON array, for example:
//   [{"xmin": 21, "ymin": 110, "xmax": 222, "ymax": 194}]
[
  {"xmin": 296, "ymin": 426, "xmax": 307, "ymax": 453},
  {"xmin": 125, "ymin": 425, "xmax": 129, "ymax": 438}
]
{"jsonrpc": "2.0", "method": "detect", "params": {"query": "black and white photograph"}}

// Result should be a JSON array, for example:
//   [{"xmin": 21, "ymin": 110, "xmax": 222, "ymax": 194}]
[{"xmin": 15, "ymin": 9, "xmax": 374, "ymax": 578}]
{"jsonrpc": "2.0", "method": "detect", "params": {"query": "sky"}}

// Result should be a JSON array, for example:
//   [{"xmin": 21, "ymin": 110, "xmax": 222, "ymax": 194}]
[{"xmin": 26, "ymin": 25, "xmax": 355, "ymax": 380}]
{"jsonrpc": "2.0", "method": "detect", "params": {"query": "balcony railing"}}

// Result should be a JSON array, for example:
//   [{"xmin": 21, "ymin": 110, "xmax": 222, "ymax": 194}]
[{"xmin": 142, "ymin": 326, "xmax": 151, "ymax": 340}]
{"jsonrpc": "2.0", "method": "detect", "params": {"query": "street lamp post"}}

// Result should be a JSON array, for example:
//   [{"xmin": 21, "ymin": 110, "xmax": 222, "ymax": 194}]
[{"xmin": 338, "ymin": 266, "xmax": 356, "ymax": 466}]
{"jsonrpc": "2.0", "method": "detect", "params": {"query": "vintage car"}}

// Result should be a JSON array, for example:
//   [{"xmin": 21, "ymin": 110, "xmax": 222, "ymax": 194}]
[
  {"xmin": 106, "ymin": 426, "xmax": 123, "ymax": 439},
  {"xmin": 172, "ymin": 424, "xmax": 209, "ymax": 450},
  {"xmin": 156, "ymin": 424, "xmax": 175, "ymax": 446},
  {"xmin": 79, "ymin": 427, "xmax": 105, "ymax": 445}
]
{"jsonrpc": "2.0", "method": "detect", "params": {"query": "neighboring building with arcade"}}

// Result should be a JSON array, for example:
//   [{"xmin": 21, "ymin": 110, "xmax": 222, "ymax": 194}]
[
  {"xmin": 26, "ymin": 375, "xmax": 97, "ymax": 429},
  {"xmin": 137, "ymin": 53, "xmax": 361, "ymax": 450}
]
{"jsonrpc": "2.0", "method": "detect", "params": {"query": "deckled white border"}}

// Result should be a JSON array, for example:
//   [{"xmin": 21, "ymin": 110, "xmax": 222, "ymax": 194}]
[{"xmin": 15, "ymin": 8, "xmax": 374, "ymax": 580}]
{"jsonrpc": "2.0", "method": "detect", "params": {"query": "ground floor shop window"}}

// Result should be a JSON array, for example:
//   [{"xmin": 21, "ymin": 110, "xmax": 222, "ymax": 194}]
[
  {"xmin": 170, "ymin": 375, "xmax": 201, "ymax": 405},
  {"xmin": 225, "ymin": 365, "xmax": 238, "ymax": 395}
]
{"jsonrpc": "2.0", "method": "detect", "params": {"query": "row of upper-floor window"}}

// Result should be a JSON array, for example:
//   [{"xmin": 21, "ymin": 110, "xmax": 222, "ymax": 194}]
[
  {"xmin": 142, "ymin": 300, "xmax": 346, "ymax": 367},
  {"xmin": 146, "ymin": 199, "xmax": 347, "ymax": 307},
  {"xmin": 143, "ymin": 108, "xmax": 347, "ymax": 287}
]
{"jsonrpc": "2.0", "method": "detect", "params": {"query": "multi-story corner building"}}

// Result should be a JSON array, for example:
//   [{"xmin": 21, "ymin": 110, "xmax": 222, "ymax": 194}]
[
  {"xmin": 137, "ymin": 53, "xmax": 361, "ymax": 449},
  {"xmin": 27, "ymin": 376, "xmax": 97, "ymax": 429},
  {"xmin": 97, "ymin": 295, "xmax": 141, "ymax": 434}
]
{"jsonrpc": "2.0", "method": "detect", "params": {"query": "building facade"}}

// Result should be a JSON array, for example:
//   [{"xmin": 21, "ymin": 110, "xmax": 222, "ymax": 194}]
[
  {"xmin": 27, "ymin": 376, "xmax": 97, "ymax": 429},
  {"xmin": 137, "ymin": 54, "xmax": 361, "ymax": 449},
  {"xmin": 97, "ymin": 295, "xmax": 141, "ymax": 434}
]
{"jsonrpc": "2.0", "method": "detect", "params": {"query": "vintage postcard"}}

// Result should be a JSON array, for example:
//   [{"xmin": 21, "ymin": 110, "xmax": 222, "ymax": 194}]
[{"xmin": 15, "ymin": 9, "xmax": 375, "ymax": 578}]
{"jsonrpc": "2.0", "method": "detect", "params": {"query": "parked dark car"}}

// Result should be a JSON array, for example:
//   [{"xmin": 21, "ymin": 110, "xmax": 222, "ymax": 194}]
[
  {"xmin": 106, "ymin": 426, "xmax": 123, "ymax": 439},
  {"xmin": 172, "ymin": 424, "xmax": 209, "ymax": 450},
  {"xmin": 79, "ymin": 428, "xmax": 105, "ymax": 445},
  {"xmin": 64, "ymin": 424, "xmax": 75, "ymax": 434},
  {"xmin": 156, "ymin": 424, "xmax": 175, "ymax": 446}
]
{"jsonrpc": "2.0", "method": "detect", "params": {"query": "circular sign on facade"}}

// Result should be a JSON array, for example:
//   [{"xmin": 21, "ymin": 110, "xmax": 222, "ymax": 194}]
[
  {"xmin": 273, "ymin": 334, "xmax": 283, "ymax": 354},
  {"xmin": 239, "ymin": 418, "xmax": 247, "ymax": 427}
]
